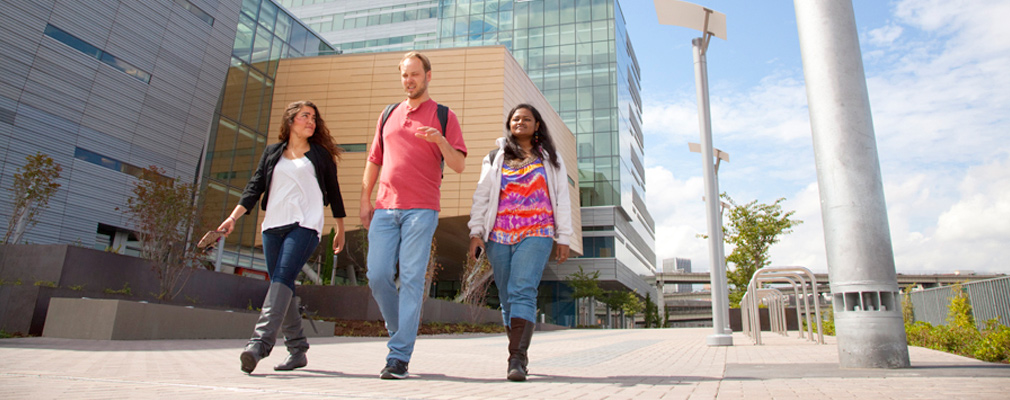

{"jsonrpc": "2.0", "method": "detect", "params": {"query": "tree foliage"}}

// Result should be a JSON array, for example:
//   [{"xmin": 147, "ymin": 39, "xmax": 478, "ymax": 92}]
[
  {"xmin": 4, "ymin": 153, "xmax": 62, "ymax": 244},
  {"xmin": 121, "ymin": 166, "xmax": 202, "ymax": 300},
  {"xmin": 722, "ymin": 194, "xmax": 801, "ymax": 307},
  {"xmin": 643, "ymin": 293, "xmax": 663, "ymax": 328},
  {"xmin": 566, "ymin": 265, "xmax": 604, "ymax": 300}
]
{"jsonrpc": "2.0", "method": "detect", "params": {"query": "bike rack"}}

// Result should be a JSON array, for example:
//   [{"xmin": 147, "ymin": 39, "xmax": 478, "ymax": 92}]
[{"xmin": 742, "ymin": 266, "xmax": 825, "ymax": 345}]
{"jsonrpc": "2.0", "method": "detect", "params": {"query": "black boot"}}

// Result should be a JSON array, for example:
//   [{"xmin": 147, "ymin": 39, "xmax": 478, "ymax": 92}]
[
  {"xmin": 507, "ymin": 318, "xmax": 535, "ymax": 381},
  {"xmin": 274, "ymin": 296, "xmax": 309, "ymax": 371},
  {"xmin": 241, "ymin": 282, "xmax": 294, "ymax": 374}
]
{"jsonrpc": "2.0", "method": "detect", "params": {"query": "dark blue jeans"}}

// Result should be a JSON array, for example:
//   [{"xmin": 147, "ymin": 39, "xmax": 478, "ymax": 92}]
[{"xmin": 261, "ymin": 223, "xmax": 319, "ymax": 291}]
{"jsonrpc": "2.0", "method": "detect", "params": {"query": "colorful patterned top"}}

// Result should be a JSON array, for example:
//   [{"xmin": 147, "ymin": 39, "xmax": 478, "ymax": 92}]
[{"xmin": 488, "ymin": 158, "xmax": 555, "ymax": 245}]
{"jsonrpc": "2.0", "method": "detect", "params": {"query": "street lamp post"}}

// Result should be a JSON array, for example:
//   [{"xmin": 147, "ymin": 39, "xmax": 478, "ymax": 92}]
[{"xmin": 655, "ymin": 0, "xmax": 732, "ymax": 346}]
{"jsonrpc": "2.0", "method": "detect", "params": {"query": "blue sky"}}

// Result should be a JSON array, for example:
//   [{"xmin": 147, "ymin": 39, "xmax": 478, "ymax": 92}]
[{"xmin": 620, "ymin": 0, "xmax": 1010, "ymax": 274}]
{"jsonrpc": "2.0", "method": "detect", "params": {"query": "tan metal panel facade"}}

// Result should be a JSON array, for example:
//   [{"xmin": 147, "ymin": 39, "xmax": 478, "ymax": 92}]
[{"xmin": 269, "ymin": 46, "xmax": 582, "ymax": 261}]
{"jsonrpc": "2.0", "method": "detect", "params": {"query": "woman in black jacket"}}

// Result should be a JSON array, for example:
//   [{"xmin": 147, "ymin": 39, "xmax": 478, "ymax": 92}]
[{"xmin": 216, "ymin": 100, "xmax": 346, "ymax": 374}]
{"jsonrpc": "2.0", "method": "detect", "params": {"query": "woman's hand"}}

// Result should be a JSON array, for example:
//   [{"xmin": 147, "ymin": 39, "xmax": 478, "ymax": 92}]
[
  {"xmin": 469, "ymin": 236, "xmax": 485, "ymax": 260},
  {"xmin": 216, "ymin": 216, "xmax": 236, "ymax": 236},
  {"xmin": 217, "ymin": 206, "xmax": 247, "ymax": 237},
  {"xmin": 333, "ymin": 229, "xmax": 345, "ymax": 254},
  {"xmin": 333, "ymin": 218, "xmax": 346, "ymax": 254},
  {"xmin": 555, "ymin": 244, "xmax": 570, "ymax": 264}
]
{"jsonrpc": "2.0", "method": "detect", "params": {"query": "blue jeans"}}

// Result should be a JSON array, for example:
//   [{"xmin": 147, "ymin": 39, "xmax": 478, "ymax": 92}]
[
  {"xmin": 261, "ymin": 223, "xmax": 319, "ymax": 292},
  {"xmin": 366, "ymin": 209, "xmax": 438, "ymax": 363},
  {"xmin": 485, "ymin": 237, "xmax": 553, "ymax": 326}
]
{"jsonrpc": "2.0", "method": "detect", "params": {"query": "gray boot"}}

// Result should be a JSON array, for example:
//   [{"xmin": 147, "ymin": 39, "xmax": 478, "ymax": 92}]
[
  {"xmin": 240, "ymin": 282, "xmax": 294, "ymax": 374},
  {"xmin": 274, "ymin": 295, "xmax": 309, "ymax": 371}
]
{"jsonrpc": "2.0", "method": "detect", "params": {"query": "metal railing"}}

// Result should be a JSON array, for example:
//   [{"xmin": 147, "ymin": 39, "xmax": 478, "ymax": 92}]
[{"xmin": 906, "ymin": 275, "xmax": 1010, "ymax": 330}]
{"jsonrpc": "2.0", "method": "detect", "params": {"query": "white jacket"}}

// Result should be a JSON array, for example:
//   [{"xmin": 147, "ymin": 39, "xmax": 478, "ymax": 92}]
[{"xmin": 468, "ymin": 137, "xmax": 573, "ymax": 246}]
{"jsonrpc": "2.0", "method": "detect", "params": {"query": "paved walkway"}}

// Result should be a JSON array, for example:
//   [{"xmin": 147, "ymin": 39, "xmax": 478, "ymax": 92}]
[{"xmin": 1, "ymin": 328, "xmax": 1007, "ymax": 399}]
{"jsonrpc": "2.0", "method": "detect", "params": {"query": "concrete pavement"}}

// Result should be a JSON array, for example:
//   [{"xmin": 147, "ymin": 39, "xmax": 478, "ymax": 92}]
[{"xmin": 1, "ymin": 328, "xmax": 1008, "ymax": 399}]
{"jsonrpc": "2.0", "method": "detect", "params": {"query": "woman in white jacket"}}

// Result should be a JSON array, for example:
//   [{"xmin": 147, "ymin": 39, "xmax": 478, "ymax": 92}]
[{"xmin": 468, "ymin": 103, "xmax": 573, "ymax": 381}]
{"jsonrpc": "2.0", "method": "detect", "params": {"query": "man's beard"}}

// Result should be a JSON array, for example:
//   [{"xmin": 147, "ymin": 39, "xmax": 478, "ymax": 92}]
[{"xmin": 406, "ymin": 81, "xmax": 428, "ymax": 99}]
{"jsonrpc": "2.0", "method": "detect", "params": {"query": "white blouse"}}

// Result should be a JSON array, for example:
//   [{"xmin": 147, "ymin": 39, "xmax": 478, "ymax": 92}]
[{"xmin": 261, "ymin": 156, "xmax": 325, "ymax": 238}]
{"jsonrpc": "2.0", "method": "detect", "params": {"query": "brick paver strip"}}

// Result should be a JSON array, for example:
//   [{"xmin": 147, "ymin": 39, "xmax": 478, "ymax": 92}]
[{"xmin": 1, "ymin": 328, "xmax": 1008, "ymax": 399}]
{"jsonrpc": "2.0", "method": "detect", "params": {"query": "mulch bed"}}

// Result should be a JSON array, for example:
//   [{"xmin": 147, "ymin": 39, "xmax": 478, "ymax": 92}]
[{"xmin": 327, "ymin": 319, "xmax": 505, "ymax": 337}]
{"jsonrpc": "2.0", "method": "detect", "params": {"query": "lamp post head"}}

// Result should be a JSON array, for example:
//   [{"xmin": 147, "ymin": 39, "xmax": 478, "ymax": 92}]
[{"xmin": 654, "ymin": 0, "xmax": 727, "ymax": 40}]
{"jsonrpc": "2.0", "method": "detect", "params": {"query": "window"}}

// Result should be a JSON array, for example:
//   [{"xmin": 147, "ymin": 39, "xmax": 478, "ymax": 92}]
[
  {"xmin": 173, "ymin": 0, "xmax": 214, "ymax": 26},
  {"xmin": 44, "ymin": 24, "xmax": 152, "ymax": 83},
  {"xmin": 580, "ymin": 236, "xmax": 614, "ymax": 258},
  {"xmin": 339, "ymin": 143, "xmax": 368, "ymax": 152},
  {"xmin": 74, "ymin": 147, "xmax": 170, "ymax": 183}
]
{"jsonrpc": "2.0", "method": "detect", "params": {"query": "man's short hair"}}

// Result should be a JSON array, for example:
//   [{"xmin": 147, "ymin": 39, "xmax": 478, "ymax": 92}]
[{"xmin": 399, "ymin": 51, "xmax": 431, "ymax": 73}]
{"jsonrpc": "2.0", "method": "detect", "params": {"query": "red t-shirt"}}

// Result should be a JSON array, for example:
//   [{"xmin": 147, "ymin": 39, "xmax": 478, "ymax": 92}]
[{"xmin": 367, "ymin": 99, "xmax": 467, "ymax": 211}]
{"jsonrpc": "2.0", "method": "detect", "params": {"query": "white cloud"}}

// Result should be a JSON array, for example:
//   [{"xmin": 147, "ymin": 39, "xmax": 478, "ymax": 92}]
[
  {"xmin": 645, "ymin": 166, "xmax": 711, "ymax": 271},
  {"xmin": 770, "ymin": 183, "xmax": 827, "ymax": 273},
  {"xmin": 867, "ymin": 24, "xmax": 904, "ymax": 46}
]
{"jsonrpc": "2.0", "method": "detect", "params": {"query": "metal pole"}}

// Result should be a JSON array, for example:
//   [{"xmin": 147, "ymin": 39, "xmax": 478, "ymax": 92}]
[
  {"xmin": 794, "ymin": 0, "xmax": 909, "ymax": 367},
  {"xmin": 214, "ymin": 236, "xmax": 224, "ymax": 272},
  {"xmin": 330, "ymin": 252, "xmax": 338, "ymax": 286},
  {"xmin": 693, "ymin": 36, "xmax": 733, "ymax": 346}
]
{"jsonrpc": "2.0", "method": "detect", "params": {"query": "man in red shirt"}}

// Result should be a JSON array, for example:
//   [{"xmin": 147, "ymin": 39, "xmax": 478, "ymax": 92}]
[{"xmin": 360, "ymin": 51, "xmax": 467, "ymax": 380}]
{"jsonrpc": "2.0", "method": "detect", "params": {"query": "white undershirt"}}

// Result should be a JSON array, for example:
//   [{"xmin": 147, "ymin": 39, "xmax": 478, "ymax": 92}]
[{"xmin": 261, "ymin": 156, "xmax": 325, "ymax": 239}]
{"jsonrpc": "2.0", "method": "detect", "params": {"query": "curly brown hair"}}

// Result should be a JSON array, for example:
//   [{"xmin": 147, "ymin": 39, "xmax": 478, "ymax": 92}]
[{"xmin": 278, "ymin": 100, "xmax": 342, "ymax": 160}]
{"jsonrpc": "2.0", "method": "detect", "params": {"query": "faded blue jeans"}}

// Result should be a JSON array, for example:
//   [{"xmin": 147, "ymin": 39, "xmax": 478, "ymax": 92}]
[
  {"xmin": 366, "ymin": 209, "xmax": 438, "ymax": 363},
  {"xmin": 261, "ymin": 223, "xmax": 319, "ymax": 291},
  {"xmin": 485, "ymin": 237, "xmax": 553, "ymax": 326}
]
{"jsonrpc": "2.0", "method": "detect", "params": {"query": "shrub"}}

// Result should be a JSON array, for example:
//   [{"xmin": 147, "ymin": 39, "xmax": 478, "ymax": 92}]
[{"xmin": 902, "ymin": 285, "xmax": 1008, "ymax": 363}]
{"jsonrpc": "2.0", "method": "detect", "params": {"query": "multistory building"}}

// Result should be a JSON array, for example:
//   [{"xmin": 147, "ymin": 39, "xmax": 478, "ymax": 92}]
[
  {"xmin": 0, "ymin": 0, "xmax": 331, "ymax": 271},
  {"xmin": 198, "ymin": 0, "xmax": 338, "ymax": 277},
  {"xmin": 283, "ymin": 0, "xmax": 657, "ymax": 324}
]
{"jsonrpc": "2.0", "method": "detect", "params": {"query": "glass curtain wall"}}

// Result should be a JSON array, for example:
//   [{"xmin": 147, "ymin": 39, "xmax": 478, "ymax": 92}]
[
  {"xmin": 202, "ymin": 0, "xmax": 336, "ymax": 272},
  {"xmin": 279, "ymin": 0, "xmax": 440, "ymax": 54},
  {"xmin": 436, "ymin": 0, "xmax": 652, "ymax": 273}
]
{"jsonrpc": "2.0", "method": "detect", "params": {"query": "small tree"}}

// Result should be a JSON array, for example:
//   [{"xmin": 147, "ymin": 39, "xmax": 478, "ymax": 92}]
[
  {"xmin": 621, "ymin": 292, "xmax": 644, "ymax": 327},
  {"xmin": 4, "ymin": 153, "xmax": 62, "ymax": 244},
  {"xmin": 422, "ymin": 238, "xmax": 443, "ymax": 300},
  {"xmin": 722, "ymin": 194, "xmax": 802, "ymax": 307},
  {"xmin": 566, "ymin": 266, "xmax": 604, "ymax": 326},
  {"xmin": 339, "ymin": 226, "xmax": 370, "ymax": 285},
  {"xmin": 643, "ymin": 293, "xmax": 661, "ymax": 328},
  {"xmin": 121, "ymin": 166, "xmax": 202, "ymax": 300},
  {"xmin": 458, "ymin": 253, "xmax": 494, "ymax": 323}
]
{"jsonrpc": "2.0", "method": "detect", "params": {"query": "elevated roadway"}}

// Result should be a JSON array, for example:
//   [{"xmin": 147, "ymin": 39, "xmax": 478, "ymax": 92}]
[{"xmin": 655, "ymin": 271, "xmax": 1004, "ymax": 289}]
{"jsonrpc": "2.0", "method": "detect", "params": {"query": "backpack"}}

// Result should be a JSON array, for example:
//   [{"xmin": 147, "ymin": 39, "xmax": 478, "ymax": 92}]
[{"xmin": 379, "ymin": 102, "xmax": 450, "ymax": 176}]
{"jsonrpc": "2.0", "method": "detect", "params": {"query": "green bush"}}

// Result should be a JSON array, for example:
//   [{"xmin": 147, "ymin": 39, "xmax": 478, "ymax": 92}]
[
  {"xmin": 974, "ymin": 321, "xmax": 1010, "ymax": 363},
  {"xmin": 902, "ymin": 285, "xmax": 1008, "ymax": 363}
]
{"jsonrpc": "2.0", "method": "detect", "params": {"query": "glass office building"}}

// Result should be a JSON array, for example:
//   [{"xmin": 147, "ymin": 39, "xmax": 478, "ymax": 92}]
[
  {"xmin": 199, "ymin": 0, "xmax": 336, "ymax": 276},
  {"xmin": 284, "ymin": 0, "xmax": 657, "ymax": 324}
]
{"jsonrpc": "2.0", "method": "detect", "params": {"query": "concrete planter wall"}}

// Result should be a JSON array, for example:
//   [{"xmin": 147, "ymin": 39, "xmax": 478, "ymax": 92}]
[
  {"xmin": 1, "ymin": 245, "xmax": 269, "ymax": 335},
  {"xmin": 42, "ymin": 298, "xmax": 334, "ymax": 340},
  {"xmin": 1, "ymin": 244, "xmax": 519, "ymax": 337}
]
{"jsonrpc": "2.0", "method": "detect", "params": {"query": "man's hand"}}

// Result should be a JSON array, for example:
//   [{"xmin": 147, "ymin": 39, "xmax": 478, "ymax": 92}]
[
  {"xmin": 414, "ymin": 126, "xmax": 442, "ymax": 142},
  {"xmin": 359, "ymin": 201, "xmax": 374, "ymax": 230}
]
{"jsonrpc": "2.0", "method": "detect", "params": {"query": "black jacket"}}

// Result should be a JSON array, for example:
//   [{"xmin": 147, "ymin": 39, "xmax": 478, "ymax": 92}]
[{"xmin": 238, "ymin": 141, "xmax": 346, "ymax": 218}]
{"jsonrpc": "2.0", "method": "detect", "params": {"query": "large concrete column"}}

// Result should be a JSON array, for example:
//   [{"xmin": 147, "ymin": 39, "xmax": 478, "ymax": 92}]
[{"xmin": 793, "ymin": 0, "xmax": 910, "ymax": 368}]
